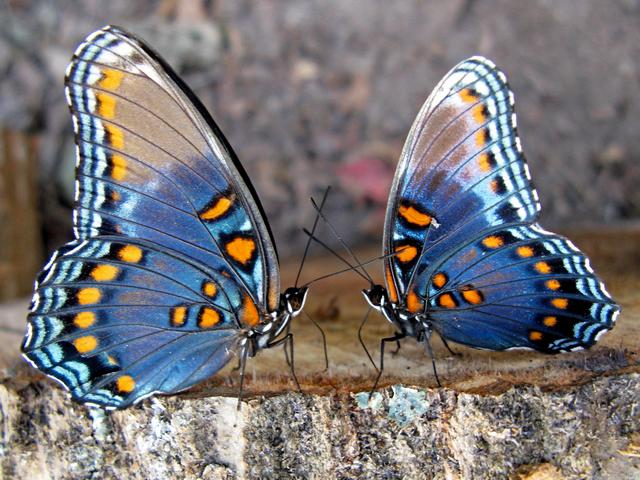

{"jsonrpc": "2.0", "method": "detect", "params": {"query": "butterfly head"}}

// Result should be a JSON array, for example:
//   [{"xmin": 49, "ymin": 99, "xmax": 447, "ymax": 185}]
[
  {"xmin": 281, "ymin": 286, "xmax": 309, "ymax": 316},
  {"xmin": 362, "ymin": 284, "xmax": 389, "ymax": 311}
]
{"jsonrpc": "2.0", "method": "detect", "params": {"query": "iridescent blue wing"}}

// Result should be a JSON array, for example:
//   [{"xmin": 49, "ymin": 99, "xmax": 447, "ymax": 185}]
[
  {"xmin": 383, "ymin": 56, "xmax": 618, "ymax": 351},
  {"xmin": 423, "ymin": 225, "xmax": 618, "ymax": 351},
  {"xmin": 23, "ymin": 237, "xmax": 247, "ymax": 409},
  {"xmin": 383, "ymin": 57, "xmax": 539, "ymax": 311},
  {"xmin": 65, "ymin": 25, "xmax": 279, "ymax": 314}
]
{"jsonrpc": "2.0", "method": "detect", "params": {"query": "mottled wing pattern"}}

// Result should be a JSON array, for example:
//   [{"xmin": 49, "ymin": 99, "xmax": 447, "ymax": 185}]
[
  {"xmin": 22, "ymin": 237, "xmax": 246, "ymax": 408},
  {"xmin": 65, "ymin": 26, "xmax": 279, "ymax": 314},
  {"xmin": 422, "ymin": 225, "xmax": 618, "ymax": 351},
  {"xmin": 383, "ymin": 57, "xmax": 539, "ymax": 311}
]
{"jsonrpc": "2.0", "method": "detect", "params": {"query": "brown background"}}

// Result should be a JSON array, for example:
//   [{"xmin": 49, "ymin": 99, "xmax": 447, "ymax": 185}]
[{"xmin": 1, "ymin": 0, "xmax": 639, "ymax": 298}]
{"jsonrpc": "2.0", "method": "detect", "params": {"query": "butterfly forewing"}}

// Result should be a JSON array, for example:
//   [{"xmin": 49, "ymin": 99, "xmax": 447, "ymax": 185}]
[
  {"xmin": 65, "ymin": 26, "xmax": 279, "ymax": 313},
  {"xmin": 384, "ymin": 57, "xmax": 540, "ymax": 311}
]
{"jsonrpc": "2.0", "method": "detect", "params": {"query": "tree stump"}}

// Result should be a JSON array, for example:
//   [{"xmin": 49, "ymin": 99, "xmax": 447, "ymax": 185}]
[{"xmin": 0, "ymin": 229, "xmax": 638, "ymax": 479}]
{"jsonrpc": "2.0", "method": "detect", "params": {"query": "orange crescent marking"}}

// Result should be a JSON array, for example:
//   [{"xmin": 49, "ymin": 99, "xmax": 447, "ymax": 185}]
[
  {"xmin": 241, "ymin": 294, "xmax": 260, "ymax": 327},
  {"xmin": 406, "ymin": 290, "xmax": 423, "ymax": 314},
  {"xmin": 543, "ymin": 316, "xmax": 558, "ymax": 327},
  {"xmin": 482, "ymin": 235, "xmax": 503, "ymax": 249},
  {"xmin": 96, "ymin": 92, "xmax": 116, "ymax": 119},
  {"xmin": 200, "ymin": 196, "xmax": 234, "ymax": 220},
  {"xmin": 99, "ymin": 69, "xmax": 124, "ymax": 91},
  {"xmin": 535, "ymin": 261, "xmax": 552, "ymax": 274},
  {"xmin": 105, "ymin": 124, "xmax": 124, "ymax": 150},
  {"xmin": 459, "ymin": 88, "xmax": 478, "ymax": 103},
  {"xmin": 545, "ymin": 279, "xmax": 561, "ymax": 291},
  {"xmin": 203, "ymin": 282, "xmax": 217, "ymax": 297},
  {"xmin": 461, "ymin": 288, "xmax": 483, "ymax": 305},
  {"xmin": 395, "ymin": 245, "xmax": 418, "ymax": 263},
  {"xmin": 199, "ymin": 307, "xmax": 221, "ymax": 328},
  {"xmin": 385, "ymin": 265, "xmax": 399, "ymax": 303},
  {"xmin": 118, "ymin": 245, "xmax": 142, "ymax": 263},
  {"xmin": 438, "ymin": 293, "xmax": 457, "ymax": 309},
  {"xmin": 171, "ymin": 306, "xmax": 187, "ymax": 327},
  {"xmin": 472, "ymin": 104, "xmax": 486, "ymax": 124},
  {"xmin": 398, "ymin": 204, "xmax": 432, "ymax": 227},
  {"xmin": 475, "ymin": 129, "xmax": 488, "ymax": 148},
  {"xmin": 478, "ymin": 153, "xmax": 492, "ymax": 172},
  {"xmin": 517, "ymin": 246, "xmax": 535, "ymax": 258}
]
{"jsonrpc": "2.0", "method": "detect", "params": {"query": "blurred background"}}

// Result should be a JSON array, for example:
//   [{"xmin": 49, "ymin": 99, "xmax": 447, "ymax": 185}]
[{"xmin": 0, "ymin": 0, "xmax": 639, "ymax": 300}]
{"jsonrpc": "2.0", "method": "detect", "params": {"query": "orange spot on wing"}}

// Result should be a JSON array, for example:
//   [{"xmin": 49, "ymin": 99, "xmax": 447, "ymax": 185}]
[
  {"xmin": 432, "ymin": 272, "xmax": 447, "ymax": 289},
  {"xmin": 73, "ymin": 335, "xmax": 98, "ymax": 353},
  {"xmin": 517, "ymin": 246, "xmax": 534, "ymax": 258},
  {"xmin": 74, "ymin": 311, "xmax": 96, "ymax": 329},
  {"xmin": 398, "ymin": 204, "xmax": 432, "ymax": 227},
  {"xmin": 241, "ymin": 295, "xmax": 260, "ymax": 327},
  {"xmin": 460, "ymin": 287, "xmax": 484, "ymax": 305},
  {"xmin": 116, "ymin": 375, "xmax": 136, "ymax": 393},
  {"xmin": 199, "ymin": 307, "xmax": 221, "ymax": 328},
  {"xmin": 110, "ymin": 154, "xmax": 127, "ymax": 181},
  {"xmin": 475, "ymin": 129, "xmax": 488, "ymax": 147},
  {"xmin": 545, "ymin": 279, "xmax": 561, "ymax": 291},
  {"xmin": 91, "ymin": 264, "xmax": 119, "ymax": 281},
  {"xmin": 385, "ymin": 265, "xmax": 399, "ymax": 303},
  {"xmin": 529, "ymin": 331, "xmax": 543, "ymax": 341},
  {"xmin": 171, "ymin": 306, "xmax": 187, "ymax": 327},
  {"xmin": 110, "ymin": 190, "xmax": 121, "ymax": 202},
  {"xmin": 99, "ymin": 69, "xmax": 124, "ymax": 90},
  {"xmin": 482, "ymin": 235, "xmax": 503, "ymax": 249},
  {"xmin": 96, "ymin": 92, "xmax": 116, "ymax": 118},
  {"xmin": 203, "ymin": 282, "xmax": 217, "ymax": 297},
  {"xmin": 77, "ymin": 288, "xmax": 101, "ymax": 305},
  {"xmin": 105, "ymin": 123, "xmax": 124, "ymax": 149},
  {"xmin": 551, "ymin": 298, "xmax": 568, "ymax": 309},
  {"xmin": 226, "ymin": 237, "xmax": 256, "ymax": 265},
  {"xmin": 535, "ymin": 261, "xmax": 551, "ymax": 274},
  {"xmin": 118, "ymin": 245, "xmax": 143, "ymax": 263},
  {"xmin": 438, "ymin": 293, "xmax": 457, "ymax": 309},
  {"xmin": 200, "ymin": 195, "xmax": 234, "ymax": 221},
  {"xmin": 459, "ymin": 88, "xmax": 478, "ymax": 103},
  {"xmin": 543, "ymin": 316, "xmax": 557, "ymax": 327},
  {"xmin": 395, "ymin": 245, "xmax": 418, "ymax": 263},
  {"xmin": 406, "ymin": 290, "xmax": 423, "ymax": 314},
  {"xmin": 478, "ymin": 153, "xmax": 492, "ymax": 172},
  {"xmin": 472, "ymin": 104, "xmax": 486, "ymax": 123}
]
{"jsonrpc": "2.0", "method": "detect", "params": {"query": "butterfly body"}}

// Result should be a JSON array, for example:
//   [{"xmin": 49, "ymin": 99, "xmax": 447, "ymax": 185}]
[
  {"xmin": 22, "ymin": 26, "xmax": 309, "ymax": 409},
  {"xmin": 363, "ymin": 56, "xmax": 618, "ymax": 371}
]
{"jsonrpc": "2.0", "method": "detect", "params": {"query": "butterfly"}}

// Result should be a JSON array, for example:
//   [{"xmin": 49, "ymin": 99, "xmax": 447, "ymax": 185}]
[
  {"xmin": 359, "ymin": 56, "xmax": 619, "ymax": 386},
  {"xmin": 21, "ymin": 26, "xmax": 311, "ymax": 410}
]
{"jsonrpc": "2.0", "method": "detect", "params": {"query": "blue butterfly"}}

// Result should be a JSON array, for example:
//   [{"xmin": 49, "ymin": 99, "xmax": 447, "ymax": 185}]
[
  {"xmin": 21, "ymin": 26, "xmax": 310, "ymax": 409},
  {"xmin": 361, "ymin": 56, "xmax": 619, "ymax": 385}
]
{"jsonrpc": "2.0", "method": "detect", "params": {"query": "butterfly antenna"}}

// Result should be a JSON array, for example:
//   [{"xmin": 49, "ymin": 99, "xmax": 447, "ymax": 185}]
[
  {"xmin": 295, "ymin": 186, "xmax": 332, "ymax": 287},
  {"xmin": 302, "ymin": 243, "xmax": 406, "ymax": 286},
  {"xmin": 300, "ymin": 228, "xmax": 370, "ymax": 284},
  {"xmin": 309, "ymin": 198, "xmax": 375, "ymax": 285}
]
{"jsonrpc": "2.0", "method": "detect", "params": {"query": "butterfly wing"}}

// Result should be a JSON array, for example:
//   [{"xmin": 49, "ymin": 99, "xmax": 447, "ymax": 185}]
[
  {"xmin": 383, "ymin": 57, "xmax": 539, "ymax": 311},
  {"xmin": 422, "ymin": 225, "xmax": 618, "ymax": 351},
  {"xmin": 23, "ymin": 237, "xmax": 247, "ymax": 409},
  {"xmin": 65, "ymin": 25, "xmax": 279, "ymax": 314}
]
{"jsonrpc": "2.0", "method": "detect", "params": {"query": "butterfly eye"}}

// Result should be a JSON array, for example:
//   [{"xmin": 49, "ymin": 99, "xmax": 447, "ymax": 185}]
[{"xmin": 283, "ymin": 287, "xmax": 309, "ymax": 314}]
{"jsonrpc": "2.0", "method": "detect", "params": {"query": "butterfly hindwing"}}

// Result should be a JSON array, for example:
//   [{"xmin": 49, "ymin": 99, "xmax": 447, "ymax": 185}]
[
  {"xmin": 65, "ymin": 26, "xmax": 279, "ymax": 313},
  {"xmin": 420, "ymin": 224, "xmax": 618, "ymax": 351},
  {"xmin": 384, "ymin": 57, "xmax": 540, "ymax": 310},
  {"xmin": 22, "ymin": 236, "xmax": 249, "ymax": 408}
]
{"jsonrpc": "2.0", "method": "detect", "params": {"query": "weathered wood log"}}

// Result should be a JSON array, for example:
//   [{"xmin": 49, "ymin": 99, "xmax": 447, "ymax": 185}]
[{"xmin": 0, "ymin": 229, "xmax": 638, "ymax": 479}]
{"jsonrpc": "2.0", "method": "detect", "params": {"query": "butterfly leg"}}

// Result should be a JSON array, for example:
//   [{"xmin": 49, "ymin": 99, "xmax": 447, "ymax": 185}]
[
  {"xmin": 422, "ymin": 330, "xmax": 442, "ymax": 387},
  {"xmin": 269, "ymin": 333, "xmax": 302, "ymax": 393},
  {"xmin": 358, "ymin": 308, "xmax": 379, "ymax": 373},
  {"xmin": 439, "ymin": 335, "xmax": 459, "ymax": 357},
  {"xmin": 369, "ymin": 332, "xmax": 406, "ymax": 400},
  {"xmin": 236, "ymin": 342, "xmax": 251, "ymax": 410},
  {"xmin": 391, "ymin": 340, "xmax": 402, "ymax": 356},
  {"xmin": 304, "ymin": 311, "xmax": 329, "ymax": 371}
]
